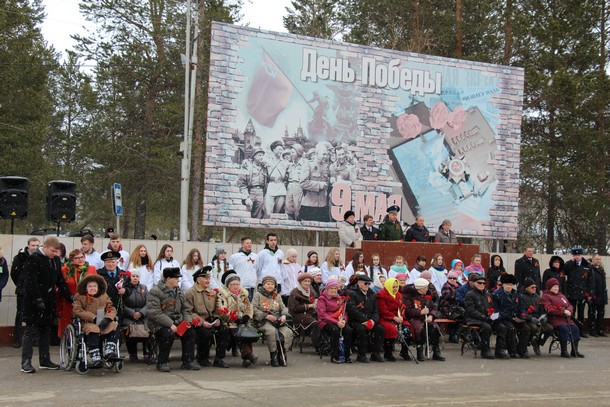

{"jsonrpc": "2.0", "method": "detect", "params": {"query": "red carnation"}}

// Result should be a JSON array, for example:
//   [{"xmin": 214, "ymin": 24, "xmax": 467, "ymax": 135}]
[
  {"xmin": 487, "ymin": 307, "xmax": 494, "ymax": 316},
  {"xmin": 527, "ymin": 305, "xmax": 535, "ymax": 314},
  {"xmin": 424, "ymin": 295, "xmax": 432, "ymax": 301}
]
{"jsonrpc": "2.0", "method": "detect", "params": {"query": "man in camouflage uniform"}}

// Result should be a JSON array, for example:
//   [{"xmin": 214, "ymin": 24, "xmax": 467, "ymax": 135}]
[
  {"xmin": 380, "ymin": 205, "xmax": 403, "ymax": 241},
  {"xmin": 300, "ymin": 142, "xmax": 331, "ymax": 222},
  {"xmin": 329, "ymin": 144, "xmax": 357, "ymax": 186},
  {"xmin": 285, "ymin": 143, "xmax": 305, "ymax": 221}
]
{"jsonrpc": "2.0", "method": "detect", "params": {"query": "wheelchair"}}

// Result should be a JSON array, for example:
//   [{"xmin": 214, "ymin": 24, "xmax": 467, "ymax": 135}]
[{"xmin": 59, "ymin": 318, "xmax": 124, "ymax": 375}]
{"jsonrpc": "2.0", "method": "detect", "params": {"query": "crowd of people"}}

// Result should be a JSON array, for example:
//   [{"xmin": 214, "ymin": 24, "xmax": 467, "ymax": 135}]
[{"xmin": 3, "ymin": 226, "xmax": 606, "ymax": 374}]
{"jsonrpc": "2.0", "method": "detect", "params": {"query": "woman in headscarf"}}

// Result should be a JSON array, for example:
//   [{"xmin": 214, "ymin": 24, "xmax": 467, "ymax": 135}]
[
  {"xmin": 376, "ymin": 277, "xmax": 411, "ymax": 361},
  {"xmin": 371, "ymin": 274, "xmax": 386, "ymax": 294},
  {"xmin": 316, "ymin": 279, "xmax": 352, "ymax": 363},
  {"xmin": 57, "ymin": 249, "xmax": 97, "ymax": 337},
  {"xmin": 288, "ymin": 273, "xmax": 320, "ymax": 349}
]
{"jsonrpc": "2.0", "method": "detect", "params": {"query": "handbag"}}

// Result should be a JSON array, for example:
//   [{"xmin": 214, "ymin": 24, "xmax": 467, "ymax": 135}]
[
  {"xmin": 127, "ymin": 322, "xmax": 150, "ymax": 338},
  {"xmin": 235, "ymin": 325, "xmax": 260, "ymax": 343}
]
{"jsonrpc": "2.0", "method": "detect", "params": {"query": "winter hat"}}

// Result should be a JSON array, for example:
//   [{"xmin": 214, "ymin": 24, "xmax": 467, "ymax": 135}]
[
  {"xmin": 546, "ymin": 278, "xmax": 560, "ymax": 291},
  {"xmin": 192, "ymin": 266, "xmax": 212, "ymax": 280},
  {"xmin": 262, "ymin": 275, "xmax": 277, "ymax": 287},
  {"xmin": 324, "ymin": 280, "xmax": 340, "ymax": 291},
  {"xmin": 215, "ymin": 246, "xmax": 226, "ymax": 257},
  {"xmin": 298, "ymin": 273, "xmax": 313, "ymax": 283},
  {"xmin": 500, "ymin": 273, "xmax": 517, "ymax": 285},
  {"xmin": 468, "ymin": 273, "xmax": 482, "ymax": 282},
  {"xmin": 396, "ymin": 273, "xmax": 408, "ymax": 280},
  {"xmin": 421, "ymin": 270, "xmax": 432, "ymax": 281},
  {"xmin": 285, "ymin": 248, "xmax": 298, "ymax": 258},
  {"xmin": 221, "ymin": 270, "xmax": 241, "ymax": 287},
  {"xmin": 414, "ymin": 278, "xmax": 429, "ymax": 289},
  {"xmin": 523, "ymin": 277, "xmax": 536, "ymax": 288},
  {"xmin": 306, "ymin": 250, "xmax": 318, "ymax": 260},
  {"xmin": 77, "ymin": 274, "xmax": 107, "ymax": 296},
  {"xmin": 343, "ymin": 210, "xmax": 356, "ymax": 220},
  {"xmin": 447, "ymin": 271, "xmax": 459, "ymax": 280},
  {"xmin": 308, "ymin": 267, "xmax": 322, "ymax": 277},
  {"xmin": 451, "ymin": 259, "xmax": 463, "ymax": 269},
  {"xmin": 163, "ymin": 267, "xmax": 181, "ymax": 279},
  {"xmin": 221, "ymin": 270, "xmax": 239, "ymax": 286}
]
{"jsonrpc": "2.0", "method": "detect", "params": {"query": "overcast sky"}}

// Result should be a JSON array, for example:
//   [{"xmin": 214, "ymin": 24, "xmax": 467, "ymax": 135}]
[{"xmin": 41, "ymin": 0, "xmax": 291, "ymax": 56}]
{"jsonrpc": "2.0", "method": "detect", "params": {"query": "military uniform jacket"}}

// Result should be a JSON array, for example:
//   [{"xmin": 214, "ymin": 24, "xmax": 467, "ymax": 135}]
[
  {"xmin": 564, "ymin": 258, "xmax": 594, "ymax": 301},
  {"xmin": 185, "ymin": 284, "xmax": 219, "ymax": 322},
  {"xmin": 238, "ymin": 158, "xmax": 268, "ymax": 197},
  {"xmin": 300, "ymin": 160, "xmax": 330, "ymax": 207},
  {"xmin": 492, "ymin": 288, "xmax": 526, "ymax": 321},
  {"xmin": 380, "ymin": 220, "xmax": 403, "ymax": 241},
  {"xmin": 146, "ymin": 280, "xmax": 192, "ymax": 333}
]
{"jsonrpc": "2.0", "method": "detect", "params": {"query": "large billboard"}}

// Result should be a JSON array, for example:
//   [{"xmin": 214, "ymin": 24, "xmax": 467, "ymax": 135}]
[{"xmin": 204, "ymin": 23, "xmax": 524, "ymax": 239}]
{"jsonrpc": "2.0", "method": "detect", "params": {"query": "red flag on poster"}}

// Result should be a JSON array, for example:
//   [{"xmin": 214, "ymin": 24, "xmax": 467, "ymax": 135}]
[{"xmin": 247, "ymin": 49, "xmax": 293, "ymax": 127}]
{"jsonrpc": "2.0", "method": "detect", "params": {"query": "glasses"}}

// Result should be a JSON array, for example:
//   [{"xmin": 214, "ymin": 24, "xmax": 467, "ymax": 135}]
[
  {"xmin": 474, "ymin": 281, "xmax": 486, "ymax": 285},
  {"xmin": 72, "ymin": 256, "xmax": 85, "ymax": 260},
  {"xmin": 363, "ymin": 282, "xmax": 371, "ymax": 286},
  {"xmin": 448, "ymin": 277, "xmax": 457, "ymax": 281}
]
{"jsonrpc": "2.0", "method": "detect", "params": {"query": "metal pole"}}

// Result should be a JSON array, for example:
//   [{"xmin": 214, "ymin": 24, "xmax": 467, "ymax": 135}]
[
  {"xmin": 179, "ymin": 0, "xmax": 193, "ymax": 242},
  {"xmin": 316, "ymin": 231, "xmax": 320, "ymax": 247},
  {"xmin": 116, "ymin": 215, "xmax": 120, "ymax": 236},
  {"xmin": 222, "ymin": 227, "xmax": 226, "ymax": 243}
]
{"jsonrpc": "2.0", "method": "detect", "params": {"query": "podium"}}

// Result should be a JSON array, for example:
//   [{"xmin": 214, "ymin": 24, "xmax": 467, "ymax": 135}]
[{"xmin": 345, "ymin": 241, "xmax": 489, "ymax": 271}]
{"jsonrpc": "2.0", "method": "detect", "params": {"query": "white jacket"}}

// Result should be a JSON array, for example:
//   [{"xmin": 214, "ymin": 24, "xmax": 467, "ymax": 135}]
[
  {"xmin": 338, "ymin": 221, "xmax": 362, "ymax": 249},
  {"xmin": 228, "ymin": 250, "xmax": 258, "ymax": 289},
  {"xmin": 153, "ymin": 258, "xmax": 180, "ymax": 286}
]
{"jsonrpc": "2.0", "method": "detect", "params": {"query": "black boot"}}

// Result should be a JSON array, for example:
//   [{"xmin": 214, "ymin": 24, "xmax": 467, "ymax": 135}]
[
  {"xmin": 570, "ymin": 341, "xmax": 585, "ymax": 358},
  {"xmin": 481, "ymin": 346, "xmax": 495, "ymax": 360},
  {"xmin": 399, "ymin": 344, "xmax": 411, "ymax": 360},
  {"xmin": 560, "ymin": 341, "xmax": 571, "ymax": 358},
  {"xmin": 384, "ymin": 340, "xmax": 396, "ymax": 362},
  {"xmin": 532, "ymin": 341, "xmax": 541, "ymax": 356},
  {"xmin": 432, "ymin": 346, "xmax": 446, "ymax": 361},
  {"xmin": 416, "ymin": 346, "xmax": 426, "ymax": 362},
  {"xmin": 495, "ymin": 348, "xmax": 510, "ymax": 359},
  {"xmin": 269, "ymin": 352, "xmax": 279, "ymax": 367}
]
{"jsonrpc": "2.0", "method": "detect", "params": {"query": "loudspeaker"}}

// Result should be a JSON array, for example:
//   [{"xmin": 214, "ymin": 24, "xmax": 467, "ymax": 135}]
[
  {"xmin": 0, "ymin": 176, "xmax": 30, "ymax": 219},
  {"xmin": 46, "ymin": 180, "xmax": 77, "ymax": 222}
]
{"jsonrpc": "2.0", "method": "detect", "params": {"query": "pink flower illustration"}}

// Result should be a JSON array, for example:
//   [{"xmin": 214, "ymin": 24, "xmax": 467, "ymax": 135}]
[
  {"xmin": 429, "ymin": 101, "xmax": 449, "ymax": 130},
  {"xmin": 396, "ymin": 113, "xmax": 422, "ymax": 140},
  {"xmin": 447, "ymin": 106, "xmax": 467, "ymax": 130}
]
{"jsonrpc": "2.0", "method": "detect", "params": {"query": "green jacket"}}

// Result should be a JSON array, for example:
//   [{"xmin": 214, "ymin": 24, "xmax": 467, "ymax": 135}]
[
  {"xmin": 252, "ymin": 287, "xmax": 289, "ymax": 328},
  {"xmin": 146, "ymin": 280, "xmax": 192, "ymax": 333},
  {"xmin": 380, "ymin": 220, "xmax": 403, "ymax": 241}
]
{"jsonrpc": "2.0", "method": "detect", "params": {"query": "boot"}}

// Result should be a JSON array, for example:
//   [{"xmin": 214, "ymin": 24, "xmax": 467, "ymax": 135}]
[
  {"xmin": 560, "ymin": 341, "xmax": 571, "ymax": 358},
  {"xmin": 384, "ymin": 340, "xmax": 396, "ymax": 362},
  {"xmin": 89, "ymin": 349, "xmax": 102, "ymax": 367},
  {"xmin": 181, "ymin": 361, "xmax": 201, "ymax": 370},
  {"xmin": 432, "ymin": 346, "xmax": 446, "ymax": 361},
  {"xmin": 598, "ymin": 331, "xmax": 607, "ymax": 337},
  {"xmin": 103, "ymin": 342, "xmax": 118, "ymax": 359},
  {"xmin": 370, "ymin": 352, "xmax": 385, "ymax": 362},
  {"xmin": 156, "ymin": 363, "xmax": 170, "ymax": 372},
  {"xmin": 590, "ymin": 331, "xmax": 599, "ymax": 337},
  {"xmin": 570, "ymin": 341, "xmax": 585, "ymax": 358},
  {"xmin": 481, "ymin": 346, "xmax": 495, "ymax": 360},
  {"xmin": 532, "ymin": 341, "xmax": 541, "ymax": 356},
  {"xmin": 399, "ymin": 345, "xmax": 411, "ymax": 361},
  {"xmin": 269, "ymin": 352, "xmax": 279, "ymax": 367},
  {"xmin": 356, "ymin": 353, "xmax": 369, "ymax": 363},
  {"xmin": 213, "ymin": 357, "xmax": 229, "ymax": 368},
  {"xmin": 21, "ymin": 360, "xmax": 36, "ymax": 374},
  {"xmin": 416, "ymin": 346, "xmax": 426, "ymax": 362},
  {"xmin": 495, "ymin": 348, "xmax": 510, "ymax": 359}
]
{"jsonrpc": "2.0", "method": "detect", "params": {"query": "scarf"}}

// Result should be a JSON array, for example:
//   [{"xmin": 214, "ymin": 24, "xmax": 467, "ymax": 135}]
[
  {"xmin": 264, "ymin": 244, "xmax": 278, "ymax": 254},
  {"xmin": 141, "ymin": 256, "xmax": 149, "ymax": 266},
  {"xmin": 65, "ymin": 261, "xmax": 90, "ymax": 282},
  {"xmin": 238, "ymin": 248, "xmax": 252, "ymax": 256},
  {"xmin": 433, "ymin": 264, "xmax": 445, "ymax": 272},
  {"xmin": 296, "ymin": 284, "xmax": 311, "ymax": 299},
  {"xmin": 230, "ymin": 288, "xmax": 241, "ymax": 296}
]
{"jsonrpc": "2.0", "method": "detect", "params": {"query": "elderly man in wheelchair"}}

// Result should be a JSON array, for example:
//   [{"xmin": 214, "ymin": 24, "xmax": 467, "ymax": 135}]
[{"xmin": 71, "ymin": 274, "xmax": 121, "ymax": 368}]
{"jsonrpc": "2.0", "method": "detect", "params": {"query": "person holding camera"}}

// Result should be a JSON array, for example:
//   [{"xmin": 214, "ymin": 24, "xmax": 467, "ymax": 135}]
[
  {"xmin": 185, "ymin": 266, "xmax": 229, "ymax": 368},
  {"xmin": 464, "ymin": 274, "xmax": 496, "ymax": 359},
  {"xmin": 252, "ymin": 276, "xmax": 293, "ymax": 367}
]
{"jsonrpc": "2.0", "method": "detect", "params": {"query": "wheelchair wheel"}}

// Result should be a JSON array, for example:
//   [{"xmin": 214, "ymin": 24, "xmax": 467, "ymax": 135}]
[
  {"xmin": 75, "ymin": 361, "xmax": 89, "ymax": 375},
  {"xmin": 113, "ymin": 360, "xmax": 124, "ymax": 373},
  {"xmin": 60, "ymin": 325, "xmax": 77, "ymax": 371}
]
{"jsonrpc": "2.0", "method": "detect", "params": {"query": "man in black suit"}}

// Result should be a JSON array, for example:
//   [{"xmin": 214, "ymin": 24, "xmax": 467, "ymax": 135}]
[{"xmin": 360, "ymin": 214, "xmax": 381, "ymax": 241}]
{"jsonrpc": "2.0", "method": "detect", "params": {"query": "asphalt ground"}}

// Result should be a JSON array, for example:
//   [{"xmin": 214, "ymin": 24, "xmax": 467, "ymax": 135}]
[{"xmin": 1, "ymin": 337, "xmax": 610, "ymax": 406}]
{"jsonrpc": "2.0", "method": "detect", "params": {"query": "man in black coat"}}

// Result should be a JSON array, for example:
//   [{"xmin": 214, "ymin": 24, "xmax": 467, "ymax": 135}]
[
  {"xmin": 360, "ymin": 214, "xmax": 381, "ymax": 241},
  {"xmin": 464, "ymin": 274, "xmax": 495, "ymax": 359},
  {"xmin": 404, "ymin": 215, "xmax": 430, "ymax": 242},
  {"xmin": 514, "ymin": 246, "xmax": 541, "ymax": 291},
  {"xmin": 588, "ymin": 254, "xmax": 607, "ymax": 337},
  {"xmin": 347, "ymin": 275, "xmax": 385, "ymax": 363},
  {"xmin": 10, "ymin": 237, "xmax": 40, "ymax": 348},
  {"xmin": 564, "ymin": 246, "xmax": 594, "ymax": 337},
  {"xmin": 491, "ymin": 273, "xmax": 530, "ymax": 359},
  {"xmin": 21, "ymin": 237, "xmax": 72, "ymax": 373}
]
